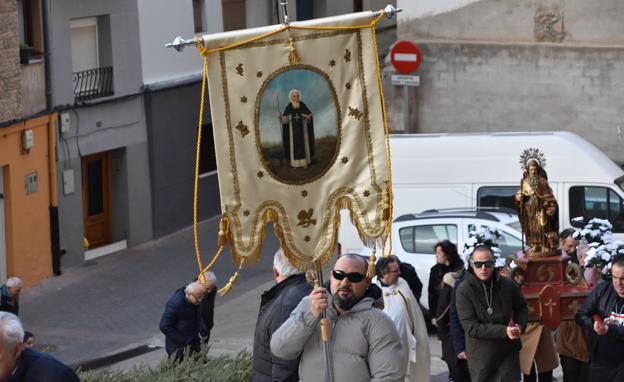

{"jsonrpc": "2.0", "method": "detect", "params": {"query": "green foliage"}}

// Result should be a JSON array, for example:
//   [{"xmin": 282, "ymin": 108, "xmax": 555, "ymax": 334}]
[{"xmin": 78, "ymin": 348, "xmax": 252, "ymax": 382}]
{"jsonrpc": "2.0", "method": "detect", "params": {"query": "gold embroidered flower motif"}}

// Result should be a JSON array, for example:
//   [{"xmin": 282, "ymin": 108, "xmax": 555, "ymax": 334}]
[
  {"xmin": 363, "ymin": 190, "xmax": 370, "ymax": 197},
  {"xmin": 341, "ymin": 157, "xmax": 349, "ymax": 164},
  {"xmin": 301, "ymin": 190, "xmax": 308, "ymax": 197},
  {"xmin": 304, "ymin": 236, "xmax": 311, "ymax": 242},
  {"xmin": 256, "ymin": 71, "xmax": 262, "ymax": 77},
  {"xmin": 345, "ymin": 82, "xmax": 351, "ymax": 90},
  {"xmin": 297, "ymin": 209, "xmax": 317, "ymax": 228},
  {"xmin": 329, "ymin": 59, "xmax": 336, "ymax": 67},
  {"xmin": 235, "ymin": 63, "xmax": 244, "ymax": 76},
  {"xmin": 257, "ymin": 171, "xmax": 264, "ymax": 178},
  {"xmin": 243, "ymin": 209, "xmax": 250, "ymax": 216},
  {"xmin": 344, "ymin": 49, "xmax": 351, "ymax": 62},
  {"xmin": 240, "ymin": 96, "xmax": 247, "ymax": 103},
  {"xmin": 347, "ymin": 106, "xmax": 363, "ymax": 120},
  {"xmin": 235, "ymin": 121, "xmax": 249, "ymax": 137}
]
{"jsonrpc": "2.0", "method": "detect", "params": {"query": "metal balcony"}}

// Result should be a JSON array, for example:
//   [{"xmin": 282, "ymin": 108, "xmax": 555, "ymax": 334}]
[{"xmin": 73, "ymin": 67, "xmax": 114, "ymax": 103}]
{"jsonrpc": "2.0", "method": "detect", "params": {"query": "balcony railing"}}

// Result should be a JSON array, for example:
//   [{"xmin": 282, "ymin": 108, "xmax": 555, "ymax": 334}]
[{"xmin": 73, "ymin": 67, "xmax": 114, "ymax": 103}]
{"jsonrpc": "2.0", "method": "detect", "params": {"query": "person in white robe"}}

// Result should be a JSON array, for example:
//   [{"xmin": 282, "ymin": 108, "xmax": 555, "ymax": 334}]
[{"xmin": 375, "ymin": 255, "xmax": 430, "ymax": 382}]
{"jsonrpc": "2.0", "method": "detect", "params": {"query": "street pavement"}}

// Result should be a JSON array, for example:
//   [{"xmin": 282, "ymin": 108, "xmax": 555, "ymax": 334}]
[{"xmin": 19, "ymin": 215, "xmax": 563, "ymax": 379}]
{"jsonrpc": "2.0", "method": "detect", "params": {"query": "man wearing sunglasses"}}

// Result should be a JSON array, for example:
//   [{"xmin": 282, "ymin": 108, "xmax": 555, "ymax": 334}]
[
  {"xmin": 456, "ymin": 245, "xmax": 528, "ymax": 382},
  {"xmin": 271, "ymin": 254, "xmax": 406, "ymax": 381}
]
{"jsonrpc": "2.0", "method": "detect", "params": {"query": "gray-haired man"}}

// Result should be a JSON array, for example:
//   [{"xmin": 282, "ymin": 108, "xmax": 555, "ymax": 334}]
[
  {"xmin": 252, "ymin": 249, "xmax": 312, "ymax": 382},
  {"xmin": 0, "ymin": 312, "xmax": 78, "ymax": 381}
]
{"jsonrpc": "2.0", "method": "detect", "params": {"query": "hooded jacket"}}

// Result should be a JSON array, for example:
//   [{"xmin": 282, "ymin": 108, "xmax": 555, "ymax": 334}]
[
  {"xmin": 456, "ymin": 271, "xmax": 528, "ymax": 381},
  {"xmin": 270, "ymin": 284, "xmax": 406, "ymax": 382}
]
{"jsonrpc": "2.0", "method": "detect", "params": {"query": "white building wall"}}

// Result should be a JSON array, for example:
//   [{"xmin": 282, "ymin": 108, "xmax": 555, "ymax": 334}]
[
  {"xmin": 137, "ymin": 0, "xmax": 223, "ymax": 85},
  {"xmin": 397, "ymin": 0, "xmax": 480, "ymax": 19}
]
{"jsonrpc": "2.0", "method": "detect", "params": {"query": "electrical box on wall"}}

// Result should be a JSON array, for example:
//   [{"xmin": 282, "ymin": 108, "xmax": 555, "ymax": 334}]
[
  {"xmin": 25, "ymin": 172, "xmax": 38, "ymax": 194},
  {"xmin": 22, "ymin": 129, "xmax": 34, "ymax": 153},
  {"xmin": 63, "ymin": 169, "xmax": 75, "ymax": 195},
  {"xmin": 60, "ymin": 113, "xmax": 71, "ymax": 133}
]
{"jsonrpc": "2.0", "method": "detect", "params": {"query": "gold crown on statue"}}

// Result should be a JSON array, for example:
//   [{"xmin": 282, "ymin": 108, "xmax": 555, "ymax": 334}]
[{"xmin": 519, "ymin": 147, "xmax": 547, "ymax": 170}]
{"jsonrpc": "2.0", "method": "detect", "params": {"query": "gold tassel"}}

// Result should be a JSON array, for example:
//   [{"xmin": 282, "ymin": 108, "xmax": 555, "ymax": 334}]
[
  {"xmin": 288, "ymin": 37, "xmax": 299, "ymax": 64},
  {"xmin": 218, "ymin": 258, "xmax": 246, "ymax": 296},
  {"xmin": 366, "ymin": 248, "xmax": 377, "ymax": 279}
]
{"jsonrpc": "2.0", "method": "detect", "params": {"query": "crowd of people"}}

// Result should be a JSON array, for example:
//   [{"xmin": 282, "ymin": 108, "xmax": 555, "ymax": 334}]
[
  {"xmin": 157, "ymin": 228, "xmax": 624, "ymax": 382},
  {"xmin": 0, "ymin": 277, "xmax": 79, "ymax": 381}
]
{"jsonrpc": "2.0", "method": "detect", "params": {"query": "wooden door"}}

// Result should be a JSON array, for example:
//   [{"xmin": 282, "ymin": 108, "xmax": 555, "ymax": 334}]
[{"xmin": 82, "ymin": 152, "xmax": 111, "ymax": 249}]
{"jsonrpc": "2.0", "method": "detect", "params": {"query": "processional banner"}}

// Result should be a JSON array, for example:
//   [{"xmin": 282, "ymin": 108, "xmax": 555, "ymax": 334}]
[{"xmin": 197, "ymin": 11, "xmax": 392, "ymax": 271}]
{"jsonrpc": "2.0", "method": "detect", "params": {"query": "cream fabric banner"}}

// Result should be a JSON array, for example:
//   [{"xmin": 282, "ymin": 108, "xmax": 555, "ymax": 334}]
[{"xmin": 200, "ymin": 12, "xmax": 391, "ymax": 269}]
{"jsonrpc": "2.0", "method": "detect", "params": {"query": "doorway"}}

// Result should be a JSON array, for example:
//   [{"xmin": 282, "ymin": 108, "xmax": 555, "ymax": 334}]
[
  {"xmin": 0, "ymin": 168, "xmax": 7, "ymax": 281},
  {"xmin": 82, "ymin": 152, "xmax": 111, "ymax": 249}
]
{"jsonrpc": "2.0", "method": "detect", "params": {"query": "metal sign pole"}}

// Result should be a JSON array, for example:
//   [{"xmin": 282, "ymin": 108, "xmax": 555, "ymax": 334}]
[{"xmin": 403, "ymin": 86, "xmax": 409, "ymax": 132}]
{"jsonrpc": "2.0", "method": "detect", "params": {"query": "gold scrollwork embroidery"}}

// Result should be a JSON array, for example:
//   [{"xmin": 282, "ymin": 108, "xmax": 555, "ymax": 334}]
[
  {"xmin": 235, "ymin": 121, "xmax": 249, "ymax": 137},
  {"xmin": 344, "ymin": 49, "xmax": 351, "ymax": 62},
  {"xmin": 297, "ymin": 209, "xmax": 317, "ymax": 228},
  {"xmin": 348, "ymin": 106, "xmax": 363, "ymax": 120}
]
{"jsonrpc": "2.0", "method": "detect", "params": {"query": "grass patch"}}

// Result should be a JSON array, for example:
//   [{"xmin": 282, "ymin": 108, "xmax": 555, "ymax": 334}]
[
  {"xmin": 78, "ymin": 348, "xmax": 252, "ymax": 382},
  {"xmin": 262, "ymin": 135, "xmax": 338, "ymax": 182}
]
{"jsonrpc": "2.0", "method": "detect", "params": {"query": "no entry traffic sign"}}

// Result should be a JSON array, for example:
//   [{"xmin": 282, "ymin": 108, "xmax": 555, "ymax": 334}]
[{"xmin": 390, "ymin": 41, "xmax": 421, "ymax": 74}]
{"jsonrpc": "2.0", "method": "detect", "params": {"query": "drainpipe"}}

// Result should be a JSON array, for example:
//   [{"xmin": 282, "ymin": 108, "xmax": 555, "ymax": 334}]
[
  {"xmin": 41, "ymin": 0, "xmax": 52, "ymax": 111},
  {"xmin": 42, "ymin": 0, "xmax": 63, "ymax": 275}
]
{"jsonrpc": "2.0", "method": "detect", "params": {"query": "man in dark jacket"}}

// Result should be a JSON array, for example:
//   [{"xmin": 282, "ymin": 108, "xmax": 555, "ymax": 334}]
[
  {"xmin": 0, "ymin": 277, "xmax": 22, "ymax": 316},
  {"xmin": 449, "ymin": 269, "xmax": 471, "ymax": 382},
  {"xmin": 0, "ymin": 312, "xmax": 78, "ymax": 382},
  {"xmin": 456, "ymin": 245, "xmax": 528, "ymax": 382},
  {"xmin": 160, "ymin": 280, "xmax": 210, "ymax": 360},
  {"xmin": 576, "ymin": 254, "xmax": 624, "ymax": 381},
  {"xmin": 252, "ymin": 249, "xmax": 312, "ymax": 382}
]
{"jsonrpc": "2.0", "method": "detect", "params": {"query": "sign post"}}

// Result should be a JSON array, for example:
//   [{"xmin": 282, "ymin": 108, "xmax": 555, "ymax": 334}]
[{"xmin": 390, "ymin": 41, "xmax": 421, "ymax": 132}]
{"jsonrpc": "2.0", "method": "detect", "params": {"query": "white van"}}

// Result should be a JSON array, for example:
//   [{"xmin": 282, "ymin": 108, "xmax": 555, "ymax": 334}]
[{"xmin": 339, "ymin": 131, "xmax": 624, "ymax": 254}]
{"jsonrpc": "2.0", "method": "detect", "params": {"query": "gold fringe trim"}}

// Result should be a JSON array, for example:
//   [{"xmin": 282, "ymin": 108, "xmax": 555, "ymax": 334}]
[
  {"xmin": 366, "ymin": 247, "xmax": 377, "ymax": 279},
  {"xmin": 287, "ymin": 37, "xmax": 299, "ymax": 64},
  {"xmin": 218, "ymin": 258, "xmax": 246, "ymax": 296}
]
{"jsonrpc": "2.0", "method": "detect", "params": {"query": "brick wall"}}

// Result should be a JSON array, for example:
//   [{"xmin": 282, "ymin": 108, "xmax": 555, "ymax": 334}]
[{"xmin": 0, "ymin": 0, "xmax": 22, "ymax": 123}]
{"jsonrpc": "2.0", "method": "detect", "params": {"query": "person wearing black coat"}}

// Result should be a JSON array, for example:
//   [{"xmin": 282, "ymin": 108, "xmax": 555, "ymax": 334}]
[
  {"xmin": 0, "ymin": 312, "xmax": 78, "ymax": 382},
  {"xmin": 252, "ymin": 250, "xmax": 312, "ymax": 382},
  {"xmin": 0, "ymin": 277, "xmax": 22, "ymax": 316},
  {"xmin": 8, "ymin": 347, "xmax": 79, "ymax": 382},
  {"xmin": 575, "ymin": 255, "xmax": 624, "ymax": 382},
  {"xmin": 429, "ymin": 241, "xmax": 463, "ymax": 328},
  {"xmin": 398, "ymin": 260, "xmax": 424, "ymax": 302},
  {"xmin": 159, "ymin": 280, "xmax": 209, "ymax": 360}
]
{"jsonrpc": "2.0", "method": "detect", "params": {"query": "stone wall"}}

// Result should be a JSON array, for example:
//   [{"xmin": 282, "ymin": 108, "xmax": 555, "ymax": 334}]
[
  {"xmin": 389, "ymin": 0, "xmax": 624, "ymax": 166},
  {"xmin": 382, "ymin": 42, "xmax": 624, "ymax": 165},
  {"xmin": 0, "ymin": 0, "xmax": 22, "ymax": 123}
]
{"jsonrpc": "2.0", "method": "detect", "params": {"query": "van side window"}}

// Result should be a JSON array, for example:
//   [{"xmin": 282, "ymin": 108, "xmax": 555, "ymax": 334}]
[
  {"xmin": 477, "ymin": 187, "xmax": 517, "ymax": 211},
  {"xmin": 569, "ymin": 186, "xmax": 624, "ymax": 233},
  {"xmin": 399, "ymin": 225, "xmax": 458, "ymax": 254}
]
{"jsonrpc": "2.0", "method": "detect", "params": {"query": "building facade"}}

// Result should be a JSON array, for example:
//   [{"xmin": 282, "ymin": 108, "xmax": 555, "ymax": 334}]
[
  {"xmin": 49, "ymin": 0, "xmax": 153, "ymax": 267},
  {"xmin": 1, "ymin": 0, "xmax": 58, "ymax": 286}
]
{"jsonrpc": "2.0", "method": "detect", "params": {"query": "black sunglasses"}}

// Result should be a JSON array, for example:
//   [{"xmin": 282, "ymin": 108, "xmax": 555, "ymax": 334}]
[
  {"xmin": 332, "ymin": 270, "xmax": 366, "ymax": 283},
  {"xmin": 472, "ymin": 260, "xmax": 495, "ymax": 269}
]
